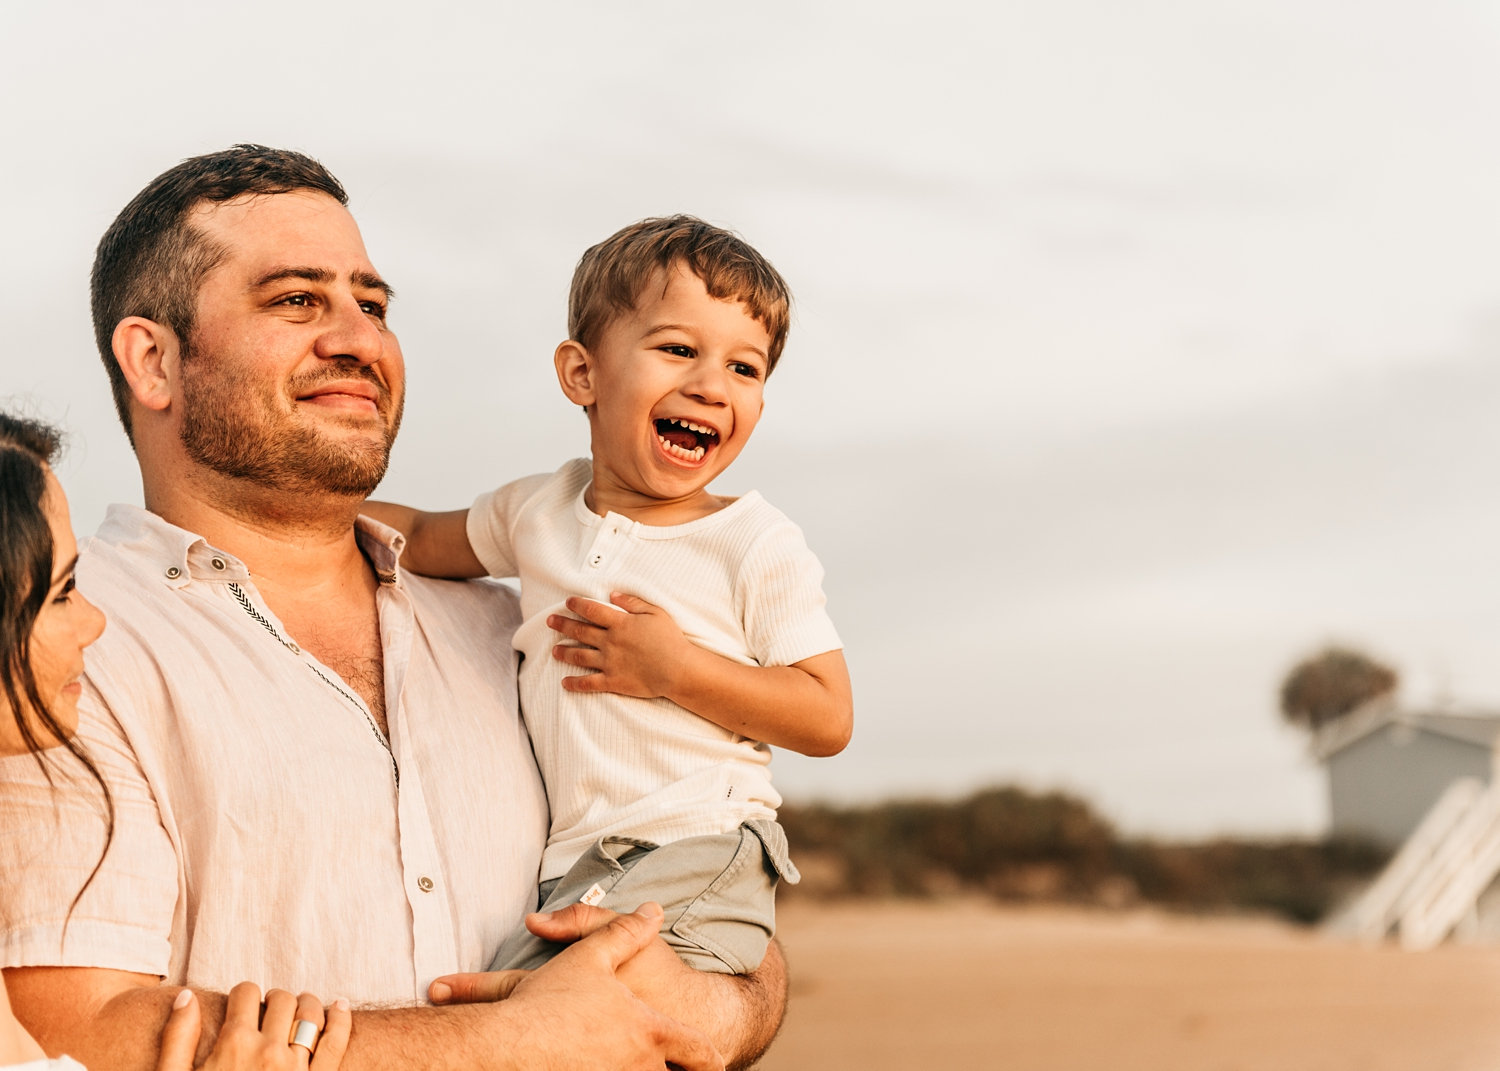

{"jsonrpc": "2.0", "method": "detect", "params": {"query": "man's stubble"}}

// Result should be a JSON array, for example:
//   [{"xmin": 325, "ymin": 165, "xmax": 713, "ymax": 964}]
[{"xmin": 176, "ymin": 341, "xmax": 403, "ymax": 499}]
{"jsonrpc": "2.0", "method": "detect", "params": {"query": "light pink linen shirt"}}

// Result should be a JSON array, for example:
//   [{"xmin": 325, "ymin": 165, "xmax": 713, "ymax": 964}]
[{"xmin": 0, "ymin": 505, "xmax": 548, "ymax": 1004}]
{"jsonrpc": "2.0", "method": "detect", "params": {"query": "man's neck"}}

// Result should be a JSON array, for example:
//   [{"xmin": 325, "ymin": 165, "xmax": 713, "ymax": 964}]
[{"xmin": 142, "ymin": 463, "xmax": 372, "ymax": 590}]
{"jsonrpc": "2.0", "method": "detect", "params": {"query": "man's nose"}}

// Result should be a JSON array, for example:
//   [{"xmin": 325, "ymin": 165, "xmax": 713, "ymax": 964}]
[{"xmin": 314, "ymin": 295, "xmax": 387, "ymax": 365}]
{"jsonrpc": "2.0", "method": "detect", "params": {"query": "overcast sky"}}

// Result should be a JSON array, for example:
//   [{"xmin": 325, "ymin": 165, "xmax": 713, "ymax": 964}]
[{"xmin": 5, "ymin": 1, "xmax": 1500, "ymax": 837}]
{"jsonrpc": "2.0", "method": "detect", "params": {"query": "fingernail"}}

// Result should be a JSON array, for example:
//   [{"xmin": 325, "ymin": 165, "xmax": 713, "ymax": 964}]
[
  {"xmin": 173, "ymin": 988, "xmax": 194, "ymax": 1010},
  {"xmin": 429, "ymin": 982, "xmax": 451, "ymax": 1004},
  {"xmin": 333, "ymin": 998, "xmax": 350, "ymax": 1012}
]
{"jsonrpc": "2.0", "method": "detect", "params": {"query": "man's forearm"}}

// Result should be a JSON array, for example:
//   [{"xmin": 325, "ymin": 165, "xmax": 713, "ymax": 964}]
[
  {"xmin": 706, "ymin": 942, "xmax": 788, "ymax": 1071},
  {"xmin": 612, "ymin": 939, "xmax": 788, "ymax": 1069}
]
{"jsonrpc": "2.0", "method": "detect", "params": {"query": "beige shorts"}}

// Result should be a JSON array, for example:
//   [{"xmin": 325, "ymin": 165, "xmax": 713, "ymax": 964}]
[{"xmin": 489, "ymin": 819, "xmax": 800, "ymax": 974}]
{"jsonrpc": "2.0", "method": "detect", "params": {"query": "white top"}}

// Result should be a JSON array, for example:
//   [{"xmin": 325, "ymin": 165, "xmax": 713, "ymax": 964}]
[
  {"xmin": 0, "ymin": 506, "xmax": 548, "ymax": 1004},
  {"xmin": 468, "ymin": 459, "xmax": 842, "ymax": 881},
  {"xmin": 3, "ymin": 1057, "xmax": 86, "ymax": 1071}
]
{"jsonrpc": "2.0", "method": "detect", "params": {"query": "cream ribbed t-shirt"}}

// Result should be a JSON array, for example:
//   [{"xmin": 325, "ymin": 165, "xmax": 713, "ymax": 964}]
[{"xmin": 469, "ymin": 459, "xmax": 842, "ymax": 882}]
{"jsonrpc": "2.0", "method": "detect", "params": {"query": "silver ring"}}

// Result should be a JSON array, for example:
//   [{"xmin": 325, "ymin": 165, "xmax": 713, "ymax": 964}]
[{"xmin": 289, "ymin": 1018, "xmax": 320, "ymax": 1054}]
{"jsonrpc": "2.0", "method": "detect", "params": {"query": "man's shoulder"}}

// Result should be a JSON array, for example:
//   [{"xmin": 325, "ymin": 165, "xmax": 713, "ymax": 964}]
[{"xmin": 399, "ymin": 571, "xmax": 522, "ymax": 635}]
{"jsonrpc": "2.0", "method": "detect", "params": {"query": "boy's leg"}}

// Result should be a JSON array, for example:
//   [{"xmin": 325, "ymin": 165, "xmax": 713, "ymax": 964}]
[{"xmin": 489, "ymin": 821, "xmax": 799, "ymax": 974}]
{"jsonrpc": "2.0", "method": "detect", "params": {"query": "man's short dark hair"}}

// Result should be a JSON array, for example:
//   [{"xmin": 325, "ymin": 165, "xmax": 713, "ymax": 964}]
[{"xmin": 90, "ymin": 144, "xmax": 348, "ymax": 442}]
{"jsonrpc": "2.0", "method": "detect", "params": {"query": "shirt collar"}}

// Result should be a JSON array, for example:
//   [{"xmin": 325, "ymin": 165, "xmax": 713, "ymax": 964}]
[{"xmin": 93, "ymin": 503, "xmax": 408, "ymax": 588}]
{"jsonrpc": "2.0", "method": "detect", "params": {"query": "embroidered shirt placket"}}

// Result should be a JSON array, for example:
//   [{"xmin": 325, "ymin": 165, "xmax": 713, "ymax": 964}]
[{"xmin": 227, "ymin": 580, "xmax": 399, "ymax": 785}]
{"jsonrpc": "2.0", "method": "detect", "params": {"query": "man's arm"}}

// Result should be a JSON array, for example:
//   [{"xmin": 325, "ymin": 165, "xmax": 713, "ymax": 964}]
[
  {"xmin": 6, "ymin": 906, "xmax": 723, "ymax": 1071},
  {"xmin": 549, "ymin": 593, "xmax": 853, "ymax": 756},
  {"xmin": 431, "ymin": 905, "xmax": 789, "ymax": 1071}
]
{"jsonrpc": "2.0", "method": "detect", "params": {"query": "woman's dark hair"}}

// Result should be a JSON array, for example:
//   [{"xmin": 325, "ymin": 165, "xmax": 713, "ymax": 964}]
[{"xmin": 0, "ymin": 411, "xmax": 113, "ymax": 908}]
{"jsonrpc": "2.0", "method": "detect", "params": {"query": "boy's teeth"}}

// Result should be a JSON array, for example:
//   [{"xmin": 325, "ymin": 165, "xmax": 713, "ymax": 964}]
[
  {"xmin": 658, "ymin": 435, "xmax": 706, "ymax": 462},
  {"xmin": 665, "ymin": 417, "xmax": 716, "ymax": 437}
]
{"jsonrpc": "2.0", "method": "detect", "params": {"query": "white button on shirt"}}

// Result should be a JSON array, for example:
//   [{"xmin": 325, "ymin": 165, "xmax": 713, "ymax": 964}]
[{"xmin": 0, "ymin": 506, "xmax": 548, "ymax": 1005}]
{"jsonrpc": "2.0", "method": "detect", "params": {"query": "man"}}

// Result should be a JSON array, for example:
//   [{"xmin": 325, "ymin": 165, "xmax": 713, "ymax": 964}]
[{"xmin": 0, "ymin": 145, "xmax": 783, "ymax": 1069}]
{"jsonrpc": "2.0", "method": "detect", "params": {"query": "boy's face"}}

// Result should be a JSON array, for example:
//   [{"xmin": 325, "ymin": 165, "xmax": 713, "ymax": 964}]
[{"xmin": 565, "ymin": 262, "xmax": 770, "ymax": 518}]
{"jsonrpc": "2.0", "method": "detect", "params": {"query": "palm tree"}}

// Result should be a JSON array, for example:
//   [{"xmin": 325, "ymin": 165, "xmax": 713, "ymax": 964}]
[{"xmin": 1280, "ymin": 646, "xmax": 1398, "ymax": 731}]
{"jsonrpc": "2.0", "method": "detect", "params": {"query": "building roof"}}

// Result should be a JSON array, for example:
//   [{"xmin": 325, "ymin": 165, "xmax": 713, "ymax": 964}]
[{"xmin": 1310, "ymin": 699, "xmax": 1500, "ymax": 762}]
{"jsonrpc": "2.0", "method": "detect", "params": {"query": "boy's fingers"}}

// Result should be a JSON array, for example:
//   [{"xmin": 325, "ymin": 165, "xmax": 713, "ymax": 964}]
[
  {"xmin": 154, "ymin": 989, "xmax": 201, "ymax": 1071},
  {"xmin": 564, "ymin": 596, "xmax": 630, "ymax": 623},
  {"xmin": 428, "ymin": 969, "xmax": 527, "ymax": 1005},
  {"xmin": 608, "ymin": 591, "xmax": 652, "ymax": 612},
  {"xmin": 310, "ymin": 999, "xmax": 351, "ymax": 1071},
  {"xmin": 552, "ymin": 643, "xmax": 603, "ymax": 668}
]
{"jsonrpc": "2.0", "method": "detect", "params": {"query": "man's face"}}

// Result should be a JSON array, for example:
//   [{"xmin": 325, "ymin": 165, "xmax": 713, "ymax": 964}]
[{"xmin": 175, "ymin": 190, "xmax": 404, "ymax": 498}]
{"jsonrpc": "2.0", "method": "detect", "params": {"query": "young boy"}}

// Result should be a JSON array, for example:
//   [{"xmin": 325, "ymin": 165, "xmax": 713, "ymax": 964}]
[{"xmin": 364, "ymin": 215, "xmax": 852, "ymax": 975}]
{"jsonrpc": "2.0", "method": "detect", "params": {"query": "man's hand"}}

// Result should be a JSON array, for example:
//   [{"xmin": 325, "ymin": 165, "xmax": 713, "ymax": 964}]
[
  {"xmin": 550, "ymin": 593, "xmax": 687, "ymax": 698},
  {"xmin": 431, "ymin": 903, "xmax": 786, "ymax": 1070},
  {"xmin": 453, "ymin": 902, "xmax": 725, "ymax": 1071}
]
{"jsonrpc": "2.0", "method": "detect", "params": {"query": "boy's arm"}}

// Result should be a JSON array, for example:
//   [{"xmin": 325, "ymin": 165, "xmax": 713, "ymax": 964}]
[
  {"xmin": 359, "ymin": 502, "xmax": 487, "ymax": 578},
  {"xmin": 549, "ymin": 594, "xmax": 853, "ymax": 757}
]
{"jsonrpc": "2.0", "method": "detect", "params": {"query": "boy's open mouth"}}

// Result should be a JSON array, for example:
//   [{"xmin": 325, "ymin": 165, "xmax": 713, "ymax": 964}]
[{"xmin": 655, "ymin": 417, "xmax": 719, "ymax": 462}]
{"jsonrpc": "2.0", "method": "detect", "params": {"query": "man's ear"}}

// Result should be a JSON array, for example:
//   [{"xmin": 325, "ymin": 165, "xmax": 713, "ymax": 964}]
[
  {"xmin": 112, "ymin": 316, "xmax": 181, "ymax": 414},
  {"xmin": 554, "ymin": 340, "xmax": 597, "ymax": 409}
]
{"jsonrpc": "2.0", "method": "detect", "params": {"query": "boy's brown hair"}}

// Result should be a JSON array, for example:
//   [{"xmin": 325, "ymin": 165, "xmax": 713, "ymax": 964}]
[{"xmin": 568, "ymin": 215, "xmax": 792, "ymax": 374}]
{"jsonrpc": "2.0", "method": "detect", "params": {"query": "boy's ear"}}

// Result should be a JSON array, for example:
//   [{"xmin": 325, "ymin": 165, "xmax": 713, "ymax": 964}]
[
  {"xmin": 112, "ymin": 316, "xmax": 182, "ymax": 414},
  {"xmin": 554, "ymin": 340, "xmax": 597, "ymax": 409}
]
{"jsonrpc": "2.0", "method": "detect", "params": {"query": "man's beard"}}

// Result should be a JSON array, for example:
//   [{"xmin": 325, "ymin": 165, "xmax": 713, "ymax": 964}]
[{"xmin": 177, "ymin": 345, "xmax": 401, "ymax": 498}]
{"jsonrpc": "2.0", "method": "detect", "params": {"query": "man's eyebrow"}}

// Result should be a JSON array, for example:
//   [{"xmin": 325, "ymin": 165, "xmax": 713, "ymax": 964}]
[{"xmin": 251, "ymin": 266, "xmax": 395, "ymax": 300}]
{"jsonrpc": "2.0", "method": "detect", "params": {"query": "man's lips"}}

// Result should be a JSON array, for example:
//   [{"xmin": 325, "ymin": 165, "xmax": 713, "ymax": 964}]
[{"xmin": 297, "ymin": 380, "xmax": 382, "ymax": 413}]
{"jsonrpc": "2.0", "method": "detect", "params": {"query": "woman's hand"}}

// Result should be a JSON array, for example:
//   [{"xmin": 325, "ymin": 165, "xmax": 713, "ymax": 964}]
[{"xmin": 156, "ymin": 982, "xmax": 351, "ymax": 1071}]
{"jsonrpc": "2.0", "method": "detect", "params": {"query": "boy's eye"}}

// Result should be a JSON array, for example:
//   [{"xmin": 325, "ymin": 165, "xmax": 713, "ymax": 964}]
[
  {"xmin": 660, "ymin": 344, "xmax": 694, "ymax": 358},
  {"xmin": 731, "ymin": 361, "xmax": 762, "ymax": 380}
]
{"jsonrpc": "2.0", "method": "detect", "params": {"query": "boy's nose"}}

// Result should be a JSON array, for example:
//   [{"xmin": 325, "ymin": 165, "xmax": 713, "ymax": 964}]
[{"xmin": 682, "ymin": 362, "xmax": 729, "ymax": 404}]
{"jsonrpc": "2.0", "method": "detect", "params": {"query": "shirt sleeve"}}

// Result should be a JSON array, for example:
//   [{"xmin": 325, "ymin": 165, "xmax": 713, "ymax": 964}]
[
  {"xmin": 467, "ymin": 469, "xmax": 563, "ymax": 580},
  {"xmin": 736, "ymin": 515, "xmax": 843, "ymax": 668},
  {"xmin": 0, "ymin": 680, "xmax": 177, "ymax": 976}
]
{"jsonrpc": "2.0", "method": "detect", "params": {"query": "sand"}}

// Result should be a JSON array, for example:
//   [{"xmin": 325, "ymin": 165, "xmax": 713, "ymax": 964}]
[{"xmin": 756, "ymin": 898, "xmax": 1500, "ymax": 1070}]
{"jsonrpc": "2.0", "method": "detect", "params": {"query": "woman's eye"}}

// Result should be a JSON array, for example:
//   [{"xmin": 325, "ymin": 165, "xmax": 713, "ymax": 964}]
[{"xmin": 53, "ymin": 576, "xmax": 77, "ymax": 604}]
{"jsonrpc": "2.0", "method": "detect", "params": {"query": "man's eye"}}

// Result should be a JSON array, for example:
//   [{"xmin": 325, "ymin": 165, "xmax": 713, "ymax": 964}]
[
  {"xmin": 360, "ymin": 300, "xmax": 388, "ymax": 321},
  {"xmin": 661, "ymin": 344, "xmax": 693, "ymax": 358},
  {"xmin": 279, "ymin": 294, "xmax": 312, "ymax": 308}
]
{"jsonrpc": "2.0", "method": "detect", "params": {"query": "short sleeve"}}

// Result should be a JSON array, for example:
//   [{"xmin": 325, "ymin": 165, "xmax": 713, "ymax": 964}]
[
  {"xmin": 467, "ymin": 469, "xmax": 566, "ymax": 580},
  {"xmin": 0, "ymin": 682, "xmax": 177, "ymax": 975},
  {"xmin": 737, "ymin": 517, "xmax": 843, "ymax": 668}
]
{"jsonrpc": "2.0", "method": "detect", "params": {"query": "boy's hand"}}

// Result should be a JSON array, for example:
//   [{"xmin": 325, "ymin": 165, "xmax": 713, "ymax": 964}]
[{"xmin": 550, "ymin": 593, "xmax": 689, "ymax": 697}]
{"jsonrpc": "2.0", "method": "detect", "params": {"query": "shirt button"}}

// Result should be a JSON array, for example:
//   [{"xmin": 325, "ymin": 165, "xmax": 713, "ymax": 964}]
[
  {"xmin": 589, "ymin": 554, "xmax": 602, "ymax": 567},
  {"xmin": 417, "ymin": 876, "xmax": 434, "ymax": 893},
  {"xmin": 287, "ymin": 642, "xmax": 302, "ymax": 655},
  {"xmin": 210, "ymin": 557, "xmax": 226, "ymax": 571},
  {"xmin": 165, "ymin": 566, "xmax": 182, "ymax": 580}
]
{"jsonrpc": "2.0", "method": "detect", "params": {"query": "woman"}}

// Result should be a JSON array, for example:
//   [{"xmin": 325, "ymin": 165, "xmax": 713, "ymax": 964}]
[{"xmin": 0, "ymin": 412, "xmax": 350, "ymax": 1071}]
